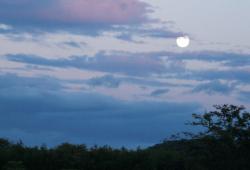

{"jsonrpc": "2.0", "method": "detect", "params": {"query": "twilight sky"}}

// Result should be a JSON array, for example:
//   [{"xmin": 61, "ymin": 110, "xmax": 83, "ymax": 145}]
[{"xmin": 0, "ymin": 0, "xmax": 250, "ymax": 148}]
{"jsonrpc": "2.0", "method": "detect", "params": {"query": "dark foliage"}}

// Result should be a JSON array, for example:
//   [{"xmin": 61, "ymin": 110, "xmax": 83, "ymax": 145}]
[{"xmin": 0, "ymin": 104, "xmax": 249, "ymax": 170}]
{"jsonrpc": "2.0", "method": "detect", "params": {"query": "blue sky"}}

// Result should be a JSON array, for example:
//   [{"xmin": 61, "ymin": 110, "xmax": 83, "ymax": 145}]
[{"xmin": 0, "ymin": 0, "xmax": 250, "ymax": 148}]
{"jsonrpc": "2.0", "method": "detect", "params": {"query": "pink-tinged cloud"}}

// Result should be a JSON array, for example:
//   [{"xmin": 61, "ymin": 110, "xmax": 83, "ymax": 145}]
[
  {"xmin": 40, "ymin": 0, "xmax": 151, "ymax": 24},
  {"xmin": 52, "ymin": 0, "xmax": 147, "ymax": 23},
  {"xmin": 0, "ymin": 0, "xmax": 150, "ymax": 25}
]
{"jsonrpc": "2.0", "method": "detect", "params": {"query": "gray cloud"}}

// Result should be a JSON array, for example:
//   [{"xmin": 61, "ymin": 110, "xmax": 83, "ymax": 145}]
[
  {"xmin": 6, "ymin": 51, "xmax": 250, "ymax": 83},
  {"xmin": 0, "ymin": 73, "xmax": 201, "ymax": 148},
  {"xmin": 187, "ymin": 70, "xmax": 250, "ymax": 83},
  {"xmin": 191, "ymin": 80, "xmax": 235, "ymax": 95},
  {"xmin": 0, "ymin": 0, "xmax": 150, "ymax": 26},
  {"xmin": 0, "ymin": 73, "xmax": 62, "ymax": 91},
  {"xmin": 164, "ymin": 51, "xmax": 250, "ymax": 66},
  {"xmin": 150, "ymin": 89, "xmax": 169, "ymax": 97},
  {"xmin": 113, "ymin": 25, "xmax": 184, "ymax": 42},
  {"xmin": 6, "ymin": 53, "xmax": 167, "ymax": 76},
  {"xmin": 86, "ymin": 75, "xmax": 121, "ymax": 88}
]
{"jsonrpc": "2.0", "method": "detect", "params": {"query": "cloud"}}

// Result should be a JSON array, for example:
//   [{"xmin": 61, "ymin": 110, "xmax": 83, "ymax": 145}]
[
  {"xmin": 150, "ymin": 89, "xmax": 169, "ymax": 97},
  {"xmin": 165, "ymin": 51, "xmax": 250, "ymax": 66},
  {"xmin": 6, "ymin": 53, "xmax": 167, "ymax": 76},
  {"xmin": 0, "ymin": 73, "xmax": 62, "ymax": 91},
  {"xmin": 0, "ymin": 23, "xmax": 12, "ymax": 30},
  {"xmin": 0, "ymin": 73, "xmax": 201, "ymax": 148},
  {"xmin": 6, "ymin": 50, "xmax": 250, "ymax": 84},
  {"xmin": 112, "ymin": 25, "xmax": 184, "ymax": 42},
  {"xmin": 0, "ymin": 0, "xmax": 150, "ymax": 26},
  {"xmin": 5, "ymin": 50, "xmax": 250, "ymax": 85},
  {"xmin": 192, "ymin": 80, "xmax": 235, "ymax": 95},
  {"xmin": 86, "ymin": 75, "xmax": 121, "ymax": 88},
  {"xmin": 4, "ymin": 49, "xmax": 250, "ymax": 80},
  {"xmin": 63, "ymin": 41, "xmax": 85, "ymax": 48},
  {"xmin": 187, "ymin": 70, "xmax": 250, "ymax": 84},
  {"xmin": 154, "ymin": 51, "xmax": 250, "ymax": 84}
]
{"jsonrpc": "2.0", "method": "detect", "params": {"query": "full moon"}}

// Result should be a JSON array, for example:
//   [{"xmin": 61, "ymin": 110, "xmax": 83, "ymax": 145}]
[{"xmin": 176, "ymin": 36, "xmax": 190, "ymax": 48}]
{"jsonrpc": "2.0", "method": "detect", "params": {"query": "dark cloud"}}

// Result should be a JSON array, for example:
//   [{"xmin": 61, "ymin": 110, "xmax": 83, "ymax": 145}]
[
  {"xmin": 164, "ymin": 51, "xmax": 250, "ymax": 68},
  {"xmin": 6, "ymin": 53, "xmax": 167, "ymax": 76},
  {"xmin": 187, "ymin": 70, "xmax": 250, "ymax": 83},
  {"xmin": 151, "ymin": 51, "xmax": 250, "ymax": 84},
  {"xmin": 0, "ymin": 0, "xmax": 165, "ymax": 38},
  {"xmin": 63, "ymin": 41, "xmax": 85, "ymax": 48},
  {"xmin": 6, "ymin": 51, "xmax": 250, "ymax": 84},
  {"xmin": 86, "ymin": 75, "xmax": 121, "ymax": 88},
  {"xmin": 0, "ymin": 0, "xmax": 150, "ymax": 26},
  {"xmin": 0, "ymin": 73, "xmax": 201, "ymax": 148},
  {"xmin": 150, "ymin": 89, "xmax": 169, "ymax": 97},
  {"xmin": 192, "ymin": 80, "xmax": 235, "ymax": 95},
  {"xmin": 113, "ymin": 25, "xmax": 184, "ymax": 42},
  {"xmin": 72, "ymin": 75, "xmax": 189, "ymax": 90},
  {"xmin": 6, "ymin": 50, "xmax": 250, "ymax": 85},
  {"xmin": 0, "ymin": 73, "xmax": 62, "ymax": 91}
]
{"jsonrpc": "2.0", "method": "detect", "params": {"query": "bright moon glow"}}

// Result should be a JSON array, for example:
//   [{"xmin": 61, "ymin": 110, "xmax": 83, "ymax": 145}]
[{"xmin": 176, "ymin": 36, "xmax": 190, "ymax": 48}]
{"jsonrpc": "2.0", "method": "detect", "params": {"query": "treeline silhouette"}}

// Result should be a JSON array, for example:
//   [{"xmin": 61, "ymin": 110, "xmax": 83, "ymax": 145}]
[{"xmin": 1, "ymin": 105, "xmax": 250, "ymax": 170}]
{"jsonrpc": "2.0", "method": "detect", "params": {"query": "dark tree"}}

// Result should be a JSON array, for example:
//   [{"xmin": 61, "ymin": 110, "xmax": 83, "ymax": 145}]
[
  {"xmin": 2, "ymin": 161, "xmax": 26, "ymax": 170},
  {"xmin": 191, "ymin": 104, "xmax": 250, "ymax": 144},
  {"xmin": 186, "ymin": 104, "xmax": 250, "ymax": 170}
]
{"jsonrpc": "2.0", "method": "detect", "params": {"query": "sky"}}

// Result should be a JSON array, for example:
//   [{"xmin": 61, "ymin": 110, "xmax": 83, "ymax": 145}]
[{"xmin": 0, "ymin": 0, "xmax": 250, "ymax": 148}]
